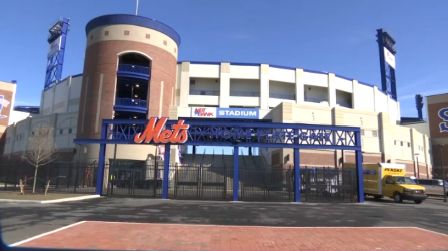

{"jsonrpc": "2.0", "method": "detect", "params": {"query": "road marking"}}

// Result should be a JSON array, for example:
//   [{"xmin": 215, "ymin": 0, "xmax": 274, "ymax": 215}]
[
  {"xmin": 40, "ymin": 194, "xmax": 101, "ymax": 204},
  {"xmin": 84, "ymin": 221, "xmax": 443, "ymax": 231},
  {"xmin": 9, "ymin": 221, "xmax": 86, "ymax": 247},
  {"xmin": 413, "ymin": 227, "xmax": 448, "ymax": 237},
  {"xmin": 0, "ymin": 195, "xmax": 101, "ymax": 204}
]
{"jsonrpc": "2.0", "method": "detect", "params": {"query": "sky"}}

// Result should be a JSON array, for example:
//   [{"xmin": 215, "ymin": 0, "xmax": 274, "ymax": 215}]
[{"xmin": 0, "ymin": 0, "xmax": 447, "ymax": 118}]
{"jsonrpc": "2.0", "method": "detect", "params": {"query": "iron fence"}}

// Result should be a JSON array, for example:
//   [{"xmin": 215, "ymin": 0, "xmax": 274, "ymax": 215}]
[
  {"xmin": 0, "ymin": 161, "xmax": 97, "ymax": 194},
  {"xmin": 107, "ymin": 161, "xmax": 162, "ymax": 198},
  {"xmin": 301, "ymin": 166, "xmax": 356, "ymax": 202},
  {"xmin": 172, "ymin": 164, "xmax": 232, "ymax": 200},
  {"xmin": 240, "ymin": 166, "xmax": 293, "ymax": 202}
]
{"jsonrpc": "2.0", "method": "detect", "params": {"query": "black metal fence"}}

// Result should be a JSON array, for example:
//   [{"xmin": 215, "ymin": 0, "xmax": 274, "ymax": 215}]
[
  {"xmin": 240, "ymin": 166, "xmax": 293, "ymax": 202},
  {"xmin": 0, "ymin": 160, "xmax": 97, "ymax": 194},
  {"xmin": 105, "ymin": 163, "xmax": 356, "ymax": 203},
  {"xmin": 301, "ymin": 166, "xmax": 357, "ymax": 203},
  {"xmin": 0, "ymin": 159, "xmax": 357, "ymax": 202},
  {"xmin": 107, "ymin": 160, "xmax": 162, "ymax": 198}
]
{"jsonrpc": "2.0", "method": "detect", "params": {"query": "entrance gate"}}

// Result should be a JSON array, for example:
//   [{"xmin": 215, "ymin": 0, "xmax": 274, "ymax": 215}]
[{"xmin": 75, "ymin": 117, "xmax": 364, "ymax": 202}]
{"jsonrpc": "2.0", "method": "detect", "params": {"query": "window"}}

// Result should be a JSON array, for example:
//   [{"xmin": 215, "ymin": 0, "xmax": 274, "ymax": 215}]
[
  {"xmin": 407, "ymin": 142, "xmax": 411, "ymax": 147},
  {"xmin": 89, "ymin": 35, "xmax": 94, "ymax": 40},
  {"xmin": 68, "ymin": 128, "xmax": 72, "ymax": 134},
  {"xmin": 59, "ymin": 129, "xmax": 63, "ymax": 135},
  {"xmin": 145, "ymin": 33, "xmax": 150, "ymax": 39},
  {"xmin": 394, "ymin": 140, "xmax": 397, "ymax": 145},
  {"xmin": 372, "ymin": 130, "xmax": 378, "ymax": 137},
  {"xmin": 400, "ymin": 141, "xmax": 403, "ymax": 146},
  {"xmin": 124, "ymin": 30, "xmax": 130, "ymax": 36},
  {"xmin": 104, "ymin": 31, "xmax": 109, "ymax": 36},
  {"xmin": 163, "ymin": 40, "xmax": 167, "ymax": 46},
  {"xmin": 385, "ymin": 176, "xmax": 394, "ymax": 184}
]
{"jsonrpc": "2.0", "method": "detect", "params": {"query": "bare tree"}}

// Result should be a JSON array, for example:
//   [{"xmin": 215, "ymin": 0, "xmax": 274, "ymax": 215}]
[{"xmin": 23, "ymin": 127, "xmax": 57, "ymax": 193}]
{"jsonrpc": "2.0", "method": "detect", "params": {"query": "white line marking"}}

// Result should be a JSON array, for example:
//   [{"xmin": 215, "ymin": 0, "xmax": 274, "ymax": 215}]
[
  {"xmin": 412, "ymin": 227, "xmax": 448, "ymax": 237},
  {"xmin": 0, "ymin": 195, "xmax": 100, "ymax": 204},
  {"xmin": 84, "ymin": 221, "xmax": 441, "ymax": 231},
  {"xmin": 40, "ymin": 194, "xmax": 101, "ymax": 204},
  {"xmin": 9, "ymin": 221, "xmax": 86, "ymax": 247}
]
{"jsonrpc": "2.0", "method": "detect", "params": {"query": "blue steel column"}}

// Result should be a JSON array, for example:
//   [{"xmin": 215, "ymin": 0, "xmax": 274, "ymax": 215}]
[
  {"xmin": 293, "ymin": 148, "xmax": 301, "ymax": 202},
  {"xmin": 355, "ymin": 130, "xmax": 365, "ymax": 203},
  {"xmin": 162, "ymin": 144, "xmax": 171, "ymax": 199},
  {"xmin": 233, "ymin": 146, "xmax": 239, "ymax": 201},
  {"xmin": 95, "ymin": 123, "xmax": 108, "ymax": 195}
]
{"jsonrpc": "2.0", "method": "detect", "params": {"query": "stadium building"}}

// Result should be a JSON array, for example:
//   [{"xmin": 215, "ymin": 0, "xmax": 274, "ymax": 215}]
[{"xmin": 1, "ymin": 14, "xmax": 433, "ymax": 202}]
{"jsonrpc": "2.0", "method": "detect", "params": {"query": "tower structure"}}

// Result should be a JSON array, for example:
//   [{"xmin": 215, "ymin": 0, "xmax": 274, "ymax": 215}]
[
  {"xmin": 45, "ymin": 18, "xmax": 70, "ymax": 89},
  {"xmin": 377, "ymin": 29, "xmax": 397, "ymax": 100},
  {"xmin": 77, "ymin": 14, "xmax": 180, "ymax": 139}
]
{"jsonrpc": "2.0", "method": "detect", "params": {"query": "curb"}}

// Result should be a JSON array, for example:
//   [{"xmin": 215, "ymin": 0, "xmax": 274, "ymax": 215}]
[{"xmin": 0, "ymin": 194, "xmax": 101, "ymax": 204}]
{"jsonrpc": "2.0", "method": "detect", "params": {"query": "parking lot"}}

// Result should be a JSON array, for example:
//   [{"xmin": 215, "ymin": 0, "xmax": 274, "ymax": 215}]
[{"xmin": 1, "ymin": 196, "xmax": 447, "ymax": 249}]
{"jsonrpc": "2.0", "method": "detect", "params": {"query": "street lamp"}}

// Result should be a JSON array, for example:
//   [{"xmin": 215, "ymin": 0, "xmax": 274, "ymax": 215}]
[{"xmin": 414, "ymin": 153, "xmax": 420, "ymax": 179}]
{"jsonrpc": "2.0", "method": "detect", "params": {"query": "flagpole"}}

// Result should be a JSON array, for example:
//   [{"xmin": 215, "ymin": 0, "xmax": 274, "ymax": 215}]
[{"xmin": 135, "ymin": 0, "xmax": 139, "ymax": 15}]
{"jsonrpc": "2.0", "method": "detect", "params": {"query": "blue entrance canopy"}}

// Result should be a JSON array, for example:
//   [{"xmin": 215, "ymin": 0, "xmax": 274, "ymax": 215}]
[{"xmin": 74, "ymin": 118, "xmax": 364, "ymax": 203}]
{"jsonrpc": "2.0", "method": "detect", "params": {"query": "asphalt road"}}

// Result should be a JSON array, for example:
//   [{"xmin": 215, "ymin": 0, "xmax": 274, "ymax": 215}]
[{"xmin": 1, "ymin": 196, "xmax": 447, "ymax": 245}]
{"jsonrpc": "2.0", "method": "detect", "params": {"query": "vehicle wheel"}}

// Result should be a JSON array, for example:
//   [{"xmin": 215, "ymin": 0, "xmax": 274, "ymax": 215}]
[
  {"xmin": 414, "ymin": 200, "xmax": 423, "ymax": 204},
  {"xmin": 393, "ymin": 193, "xmax": 403, "ymax": 203}
]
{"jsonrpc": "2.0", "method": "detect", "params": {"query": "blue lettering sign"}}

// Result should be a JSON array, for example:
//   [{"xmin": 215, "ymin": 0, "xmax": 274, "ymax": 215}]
[
  {"xmin": 438, "ymin": 107, "xmax": 448, "ymax": 133},
  {"xmin": 217, "ymin": 108, "xmax": 259, "ymax": 119}
]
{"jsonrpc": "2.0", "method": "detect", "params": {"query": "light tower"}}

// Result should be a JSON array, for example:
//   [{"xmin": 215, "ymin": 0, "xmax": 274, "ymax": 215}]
[
  {"xmin": 44, "ymin": 18, "xmax": 69, "ymax": 89},
  {"xmin": 377, "ymin": 29, "xmax": 397, "ymax": 100}
]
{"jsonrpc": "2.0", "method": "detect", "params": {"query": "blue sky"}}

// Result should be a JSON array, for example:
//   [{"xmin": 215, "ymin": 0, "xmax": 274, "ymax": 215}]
[{"xmin": 0, "ymin": 0, "xmax": 447, "ymax": 118}]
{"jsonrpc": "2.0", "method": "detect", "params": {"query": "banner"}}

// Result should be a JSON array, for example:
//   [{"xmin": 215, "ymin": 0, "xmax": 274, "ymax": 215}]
[
  {"xmin": 191, "ymin": 107, "xmax": 217, "ymax": 118},
  {"xmin": 217, "ymin": 108, "xmax": 259, "ymax": 119},
  {"xmin": 384, "ymin": 47, "xmax": 396, "ymax": 69}
]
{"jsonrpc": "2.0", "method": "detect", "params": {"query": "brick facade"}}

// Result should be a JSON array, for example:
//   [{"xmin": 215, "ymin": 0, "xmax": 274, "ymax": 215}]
[{"xmin": 77, "ymin": 40, "xmax": 177, "ymax": 139}]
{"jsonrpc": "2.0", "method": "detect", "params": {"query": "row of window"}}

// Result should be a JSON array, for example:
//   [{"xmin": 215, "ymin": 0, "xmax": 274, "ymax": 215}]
[
  {"xmin": 393, "ymin": 140, "xmax": 424, "ymax": 151},
  {"xmin": 5, "ymin": 128, "xmax": 74, "ymax": 144}
]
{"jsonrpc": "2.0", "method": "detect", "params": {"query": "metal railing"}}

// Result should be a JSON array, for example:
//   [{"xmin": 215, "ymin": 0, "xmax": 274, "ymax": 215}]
[
  {"xmin": 0, "ymin": 161, "xmax": 97, "ymax": 194},
  {"xmin": 229, "ymin": 90, "xmax": 260, "ymax": 97},
  {"xmin": 269, "ymin": 92, "xmax": 296, "ymax": 100},
  {"xmin": 301, "ymin": 166, "xmax": 356, "ymax": 202},
  {"xmin": 117, "ymin": 64, "xmax": 150, "ymax": 77},
  {"xmin": 189, "ymin": 89, "xmax": 220, "ymax": 96},
  {"xmin": 115, "ymin": 98, "xmax": 147, "ymax": 108}
]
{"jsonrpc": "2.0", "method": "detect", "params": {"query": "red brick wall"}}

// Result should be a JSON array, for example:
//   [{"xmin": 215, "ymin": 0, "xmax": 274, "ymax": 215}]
[{"xmin": 77, "ymin": 40, "xmax": 177, "ymax": 139}]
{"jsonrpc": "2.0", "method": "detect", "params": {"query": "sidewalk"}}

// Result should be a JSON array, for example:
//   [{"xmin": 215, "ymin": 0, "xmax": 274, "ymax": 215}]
[{"xmin": 13, "ymin": 221, "xmax": 448, "ymax": 251}]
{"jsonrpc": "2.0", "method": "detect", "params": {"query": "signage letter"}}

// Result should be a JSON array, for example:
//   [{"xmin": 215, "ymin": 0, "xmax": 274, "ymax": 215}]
[{"xmin": 438, "ymin": 107, "xmax": 448, "ymax": 133}]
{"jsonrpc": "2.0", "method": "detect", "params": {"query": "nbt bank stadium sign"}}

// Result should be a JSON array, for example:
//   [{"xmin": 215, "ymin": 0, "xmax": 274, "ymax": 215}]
[{"xmin": 191, "ymin": 107, "xmax": 259, "ymax": 119}]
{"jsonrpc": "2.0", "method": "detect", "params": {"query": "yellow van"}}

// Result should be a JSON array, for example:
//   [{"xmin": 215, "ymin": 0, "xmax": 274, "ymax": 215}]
[{"xmin": 363, "ymin": 163, "xmax": 427, "ymax": 204}]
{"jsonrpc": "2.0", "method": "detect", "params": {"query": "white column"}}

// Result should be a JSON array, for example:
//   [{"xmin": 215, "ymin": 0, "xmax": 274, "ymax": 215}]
[
  {"xmin": 179, "ymin": 62, "xmax": 190, "ymax": 108},
  {"xmin": 220, "ymin": 63, "xmax": 231, "ymax": 108},
  {"xmin": 295, "ymin": 68, "xmax": 304, "ymax": 103},
  {"xmin": 328, "ymin": 73, "xmax": 336, "ymax": 107},
  {"xmin": 260, "ymin": 64, "xmax": 269, "ymax": 109},
  {"xmin": 351, "ymin": 80, "xmax": 358, "ymax": 109},
  {"xmin": 94, "ymin": 74, "xmax": 104, "ymax": 134}
]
